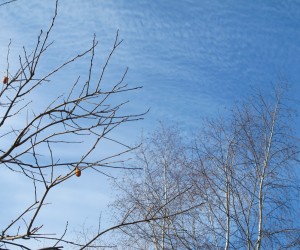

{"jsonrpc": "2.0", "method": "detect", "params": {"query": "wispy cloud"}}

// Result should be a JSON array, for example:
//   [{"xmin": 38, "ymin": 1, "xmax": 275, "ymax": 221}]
[{"xmin": 1, "ymin": 1, "xmax": 299, "ymax": 245}]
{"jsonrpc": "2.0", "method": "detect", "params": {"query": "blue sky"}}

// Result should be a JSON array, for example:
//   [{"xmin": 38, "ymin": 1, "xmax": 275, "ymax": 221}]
[{"xmin": 1, "ymin": 0, "xmax": 300, "ymax": 248}]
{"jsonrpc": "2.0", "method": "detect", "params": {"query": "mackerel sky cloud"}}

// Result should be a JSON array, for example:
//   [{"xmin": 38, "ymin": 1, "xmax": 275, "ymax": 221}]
[
  {"xmin": 0, "ymin": 0, "xmax": 299, "ymax": 247},
  {"xmin": 1, "ymin": 1, "xmax": 300, "ymax": 130}
]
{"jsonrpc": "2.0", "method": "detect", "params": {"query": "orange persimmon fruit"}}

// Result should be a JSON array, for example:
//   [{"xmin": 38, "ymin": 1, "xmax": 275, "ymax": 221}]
[
  {"xmin": 75, "ymin": 167, "xmax": 81, "ymax": 177},
  {"xmin": 2, "ymin": 76, "xmax": 8, "ymax": 84}
]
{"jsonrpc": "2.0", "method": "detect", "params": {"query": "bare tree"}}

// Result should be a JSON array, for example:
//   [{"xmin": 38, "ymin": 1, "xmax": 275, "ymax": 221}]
[
  {"xmin": 191, "ymin": 85, "xmax": 300, "ymax": 249},
  {"xmin": 109, "ymin": 125, "xmax": 205, "ymax": 250},
  {"xmin": 0, "ymin": 1, "xmax": 149, "ymax": 249},
  {"xmin": 109, "ymin": 86, "xmax": 300, "ymax": 250}
]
